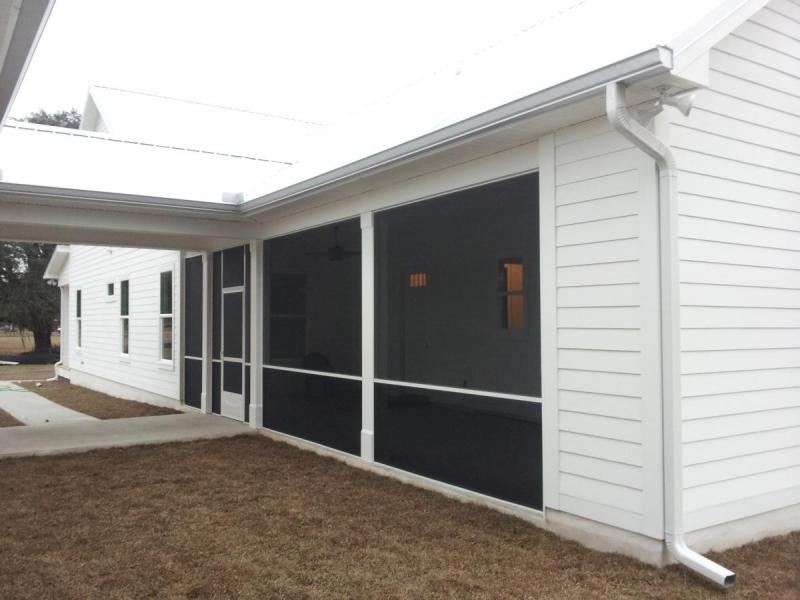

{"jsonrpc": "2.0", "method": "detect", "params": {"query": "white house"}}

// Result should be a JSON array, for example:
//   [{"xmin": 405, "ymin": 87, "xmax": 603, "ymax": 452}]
[{"xmin": 3, "ymin": 0, "xmax": 800, "ymax": 588}]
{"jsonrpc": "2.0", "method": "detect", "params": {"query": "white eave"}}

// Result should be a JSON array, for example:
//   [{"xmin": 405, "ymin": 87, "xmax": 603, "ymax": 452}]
[
  {"xmin": 43, "ymin": 243, "xmax": 68, "ymax": 279},
  {"xmin": 0, "ymin": 0, "xmax": 53, "ymax": 126}
]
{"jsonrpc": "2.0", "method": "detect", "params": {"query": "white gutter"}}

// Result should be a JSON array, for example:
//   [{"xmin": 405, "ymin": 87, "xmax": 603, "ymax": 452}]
[{"xmin": 605, "ymin": 82, "xmax": 735, "ymax": 588}]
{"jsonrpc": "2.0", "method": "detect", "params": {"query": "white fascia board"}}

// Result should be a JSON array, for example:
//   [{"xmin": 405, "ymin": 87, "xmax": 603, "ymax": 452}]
[
  {"xmin": 669, "ymin": 0, "xmax": 769, "ymax": 74},
  {"xmin": 0, "ymin": 181, "xmax": 244, "ymax": 217},
  {"xmin": 240, "ymin": 46, "xmax": 673, "ymax": 215},
  {"xmin": 0, "ymin": 0, "xmax": 54, "ymax": 126},
  {"xmin": 42, "ymin": 243, "xmax": 68, "ymax": 279}
]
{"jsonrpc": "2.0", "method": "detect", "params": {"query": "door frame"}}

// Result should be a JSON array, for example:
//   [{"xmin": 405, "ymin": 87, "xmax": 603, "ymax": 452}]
[{"xmin": 220, "ymin": 285, "xmax": 246, "ymax": 420}]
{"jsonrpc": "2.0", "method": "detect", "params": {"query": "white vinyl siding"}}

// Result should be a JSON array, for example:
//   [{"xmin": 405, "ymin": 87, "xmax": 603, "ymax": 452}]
[
  {"xmin": 547, "ymin": 116, "xmax": 663, "ymax": 538},
  {"xmin": 66, "ymin": 246, "xmax": 181, "ymax": 400},
  {"xmin": 672, "ymin": 0, "xmax": 800, "ymax": 532}
]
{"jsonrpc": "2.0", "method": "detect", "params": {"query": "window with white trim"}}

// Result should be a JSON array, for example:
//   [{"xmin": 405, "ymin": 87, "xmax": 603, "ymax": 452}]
[
  {"xmin": 159, "ymin": 270, "xmax": 173, "ymax": 361},
  {"xmin": 120, "ymin": 279, "xmax": 130, "ymax": 355},
  {"xmin": 76, "ymin": 289, "xmax": 82, "ymax": 348}
]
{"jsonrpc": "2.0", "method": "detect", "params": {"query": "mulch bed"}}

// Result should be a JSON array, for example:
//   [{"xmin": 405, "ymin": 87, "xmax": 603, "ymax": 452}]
[
  {"xmin": 0, "ymin": 435, "xmax": 796, "ymax": 599},
  {"xmin": 19, "ymin": 380, "xmax": 181, "ymax": 420}
]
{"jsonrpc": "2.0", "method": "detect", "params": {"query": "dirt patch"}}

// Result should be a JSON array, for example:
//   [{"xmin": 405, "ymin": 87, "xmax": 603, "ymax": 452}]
[
  {"xmin": 0, "ymin": 364, "xmax": 55, "ymax": 381},
  {"xmin": 0, "ymin": 435, "xmax": 796, "ymax": 599},
  {"xmin": 19, "ymin": 380, "xmax": 181, "ymax": 420},
  {"xmin": 0, "ymin": 407, "xmax": 23, "ymax": 427}
]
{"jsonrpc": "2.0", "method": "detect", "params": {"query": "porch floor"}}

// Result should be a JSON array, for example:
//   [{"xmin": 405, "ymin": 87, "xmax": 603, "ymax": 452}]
[{"xmin": 0, "ymin": 412, "xmax": 251, "ymax": 458}]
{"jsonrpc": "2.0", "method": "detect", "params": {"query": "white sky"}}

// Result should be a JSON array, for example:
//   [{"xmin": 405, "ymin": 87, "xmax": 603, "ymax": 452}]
[{"xmin": 11, "ymin": 0, "xmax": 584, "ymax": 124}]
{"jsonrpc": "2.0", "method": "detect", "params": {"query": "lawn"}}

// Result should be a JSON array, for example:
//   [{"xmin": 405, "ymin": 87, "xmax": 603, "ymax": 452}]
[
  {"xmin": 0, "ymin": 435, "xmax": 796, "ymax": 599},
  {"xmin": 0, "ymin": 331, "xmax": 60, "ymax": 355},
  {"xmin": 19, "ymin": 380, "xmax": 181, "ymax": 419}
]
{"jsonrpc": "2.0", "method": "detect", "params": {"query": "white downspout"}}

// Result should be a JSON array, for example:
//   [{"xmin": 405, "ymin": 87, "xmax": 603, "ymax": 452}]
[{"xmin": 605, "ymin": 82, "xmax": 735, "ymax": 588}]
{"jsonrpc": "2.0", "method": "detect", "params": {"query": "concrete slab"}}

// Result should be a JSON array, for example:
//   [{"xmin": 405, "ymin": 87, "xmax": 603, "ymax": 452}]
[
  {"xmin": 0, "ymin": 382, "xmax": 97, "ymax": 425},
  {"xmin": 0, "ymin": 413, "xmax": 252, "ymax": 459}
]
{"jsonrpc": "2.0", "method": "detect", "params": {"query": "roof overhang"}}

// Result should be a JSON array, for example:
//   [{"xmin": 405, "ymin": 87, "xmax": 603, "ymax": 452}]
[
  {"xmin": 43, "ymin": 242, "xmax": 67, "ymax": 279},
  {"xmin": 241, "ymin": 46, "xmax": 674, "ymax": 215},
  {"xmin": 0, "ymin": 0, "xmax": 54, "ymax": 126}
]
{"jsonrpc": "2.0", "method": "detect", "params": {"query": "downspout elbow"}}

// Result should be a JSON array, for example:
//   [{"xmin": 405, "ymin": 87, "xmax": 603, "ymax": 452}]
[{"xmin": 667, "ymin": 534, "xmax": 736, "ymax": 588}]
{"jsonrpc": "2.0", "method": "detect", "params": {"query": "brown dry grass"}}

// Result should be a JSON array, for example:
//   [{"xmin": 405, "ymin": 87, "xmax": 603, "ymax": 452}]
[
  {"xmin": 0, "ymin": 435, "xmax": 796, "ymax": 599},
  {"xmin": 19, "ymin": 380, "xmax": 181, "ymax": 420},
  {"xmin": 0, "ymin": 407, "xmax": 23, "ymax": 427},
  {"xmin": 0, "ymin": 364, "xmax": 55, "ymax": 381},
  {"xmin": 0, "ymin": 331, "xmax": 59, "ymax": 355}
]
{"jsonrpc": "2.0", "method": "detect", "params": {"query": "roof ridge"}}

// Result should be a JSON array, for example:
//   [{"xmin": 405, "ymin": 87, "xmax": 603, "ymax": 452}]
[
  {"xmin": 90, "ymin": 85, "xmax": 325, "ymax": 127},
  {"xmin": 4, "ymin": 121, "xmax": 294, "ymax": 165}
]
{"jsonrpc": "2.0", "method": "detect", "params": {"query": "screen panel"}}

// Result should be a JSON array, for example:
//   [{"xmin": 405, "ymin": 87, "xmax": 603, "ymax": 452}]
[
  {"xmin": 262, "ymin": 368, "xmax": 361, "ymax": 455},
  {"xmin": 223, "ymin": 245, "xmax": 245, "ymax": 288},
  {"xmin": 184, "ymin": 256, "xmax": 203, "ymax": 358},
  {"xmin": 264, "ymin": 219, "xmax": 361, "ymax": 376},
  {"xmin": 183, "ymin": 357, "xmax": 202, "ymax": 409},
  {"xmin": 375, "ymin": 173, "xmax": 540, "ymax": 397},
  {"xmin": 375, "ymin": 383, "xmax": 542, "ymax": 509},
  {"xmin": 223, "ymin": 361, "xmax": 243, "ymax": 394},
  {"xmin": 212, "ymin": 251, "xmax": 222, "ymax": 359},
  {"xmin": 223, "ymin": 292, "xmax": 243, "ymax": 359},
  {"xmin": 212, "ymin": 361, "xmax": 221, "ymax": 414}
]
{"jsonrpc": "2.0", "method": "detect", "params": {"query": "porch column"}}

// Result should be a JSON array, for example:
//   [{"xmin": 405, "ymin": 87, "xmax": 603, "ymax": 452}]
[
  {"xmin": 59, "ymin": 285, "xmax": 69, "ymax": 369},
  {"xmin": 361, "ymin": 212, "xmax": 375, "ymax": 461},
  {"xmin": 248, "ymin": 239, "xmax": 263, "ymax": 428},
  {"xmin": 200, "ymin": 251, "xmax": 213, "ymax": 414}
]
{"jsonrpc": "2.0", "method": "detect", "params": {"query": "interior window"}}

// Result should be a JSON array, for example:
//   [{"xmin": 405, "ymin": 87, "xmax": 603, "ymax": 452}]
[{"xmin": 500, "ymin": 259, "xmax": 524, "ymax": 330}]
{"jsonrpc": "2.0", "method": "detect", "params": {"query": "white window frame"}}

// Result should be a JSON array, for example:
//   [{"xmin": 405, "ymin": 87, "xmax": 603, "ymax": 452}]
[
  {"xmin": 120, "ymin": 279, "xmax": 130, "ymax": 359},
  {"xmin": 159, "ymin": 269, "xmax": 174, "ymax": 364}
]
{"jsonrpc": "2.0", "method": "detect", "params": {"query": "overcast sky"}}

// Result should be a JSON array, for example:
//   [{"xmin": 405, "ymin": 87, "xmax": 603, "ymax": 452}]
[{"xmin": 11, "ymin": 0, "xmax": 583, "ymax": 124}]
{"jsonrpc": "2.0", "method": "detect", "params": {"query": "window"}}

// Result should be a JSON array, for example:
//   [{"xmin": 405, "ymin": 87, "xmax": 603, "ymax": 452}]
[
  {"xmin": 499, "ymin": 259, "xmax": 524, "ymax": 330},
  {"xmin": 160, "ymin": 271, "xmax": 173, "ymax": 361},
  {"xmin": 120, "ymin": 279, "xmax": 129, "ymax": 355},
  {"xmin": 76, "ymin": 289, "xmax": 82, "ymax": 348},
  {"xmin": 107, "ymin": 282, "xmax": 114, "ymax": 296}
]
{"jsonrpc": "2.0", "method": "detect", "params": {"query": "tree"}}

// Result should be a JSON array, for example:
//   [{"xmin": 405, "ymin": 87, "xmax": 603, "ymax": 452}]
[
  {"xmin": 0, "ymin": 243, "xmax": 59, "ymax": 352},
  {"xmin": 21, "ymin": 108, "xmax": 81, "ymax": 129}
]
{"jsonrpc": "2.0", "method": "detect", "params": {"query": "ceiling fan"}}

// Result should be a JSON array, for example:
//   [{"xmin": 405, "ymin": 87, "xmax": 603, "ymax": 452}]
[{"xmin": 306, "ymin": 226, "xmax": 360, "ymax": 261}]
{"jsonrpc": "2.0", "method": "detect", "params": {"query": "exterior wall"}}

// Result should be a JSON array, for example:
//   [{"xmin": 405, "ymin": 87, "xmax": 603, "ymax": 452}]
[
  {"xmin": 670, "ymin": 0, "xmax": 800, "ymax": 533},
  {"xmin": 65, "ymin": 246, "xmax": 182, "ymax": 401},
  {"xmin": 540, "ymin": 117, "xmax": 664, "ymax": 539}
]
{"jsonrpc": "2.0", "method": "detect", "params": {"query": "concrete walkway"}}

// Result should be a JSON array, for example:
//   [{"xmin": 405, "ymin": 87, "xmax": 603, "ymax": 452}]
[
  {"xmin": 0, "ymin": 382, "xmax": 97, "ymax": 425},
  {"xmin": 0, "ymin": 413, "xmax": 252, "ymax": 459}
]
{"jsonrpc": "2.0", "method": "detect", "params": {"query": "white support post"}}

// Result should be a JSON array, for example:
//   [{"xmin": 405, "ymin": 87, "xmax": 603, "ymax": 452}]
[
  {"xmin": 249, "ymin": 239, "xmax": 263, "ymax": 429},
  {"xmin": 361, "ymin": 212, "xmax": 375, "ymax": 461},
  {"xmin": 200, "ymin": 251, "xmax": 213, "ymax": 414},
  {"xmin": 538, "ymin": 133, "xmax": 560, "ymax": 513},
  {"xmin": 178, "ymin": 250, "xmax": 186, "ymax": 405}
]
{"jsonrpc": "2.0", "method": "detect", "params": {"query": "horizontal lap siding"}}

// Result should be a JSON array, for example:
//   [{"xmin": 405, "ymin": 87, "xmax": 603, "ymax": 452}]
[
  {"xmin": 553, "ymin": 117, "xmax": 662, "ymax": 537},
  {"xmin": 674, "ymin": 1, "xmax": 800, "ymax": 532},
  {"xmin": 68, "ymin": 246, "xmax": 181, "ymax": 400}
]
